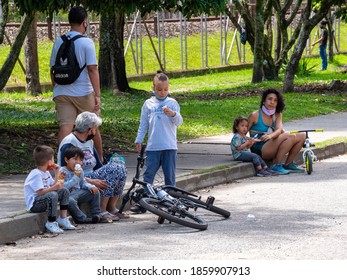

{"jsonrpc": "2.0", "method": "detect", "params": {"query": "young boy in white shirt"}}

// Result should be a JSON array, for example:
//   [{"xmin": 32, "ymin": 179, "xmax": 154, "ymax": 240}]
[{"xmin": 24, "ymin": 145, "xmax": 75, "ymax": 234}]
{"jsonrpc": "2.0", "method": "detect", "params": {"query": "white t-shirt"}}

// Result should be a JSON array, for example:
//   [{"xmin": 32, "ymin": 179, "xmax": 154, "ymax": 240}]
[
  {"xmin": 24, "ymin": 169, "xmax": 54, "ymax": 210},
  {"xmin": 57, "ymin": 133, "xmax": 98, "ymax": 176},
  {"xmin": 50, "ymin": 31, "xmax": 97, "ymax": 98}
]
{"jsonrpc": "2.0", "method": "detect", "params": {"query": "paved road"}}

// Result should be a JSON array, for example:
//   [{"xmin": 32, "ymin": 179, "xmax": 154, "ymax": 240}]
[{"xmin": 1, "ymin": 154, "xmax": 346, "ymax": 260}]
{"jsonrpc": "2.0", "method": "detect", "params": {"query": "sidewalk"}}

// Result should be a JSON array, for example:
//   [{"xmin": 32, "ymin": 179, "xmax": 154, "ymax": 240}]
[{"xmin": 1, "ymin": 112, "xmax": 346, "ymax": 244}]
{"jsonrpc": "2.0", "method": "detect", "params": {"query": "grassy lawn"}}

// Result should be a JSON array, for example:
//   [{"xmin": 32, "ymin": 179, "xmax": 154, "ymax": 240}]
[
  {"xmin": 1, "ymin": 21, "xmax": 346, "ymax": 86},
  {"xmin": 1, "ymin": 24, "xmax": 347, "ymax": 174}
]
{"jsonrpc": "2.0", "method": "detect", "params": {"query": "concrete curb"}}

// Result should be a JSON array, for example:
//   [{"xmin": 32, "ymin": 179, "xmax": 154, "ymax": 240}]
[{"xmin": 0, "ymin": 142, "xmax": 345, "ymax": 245}]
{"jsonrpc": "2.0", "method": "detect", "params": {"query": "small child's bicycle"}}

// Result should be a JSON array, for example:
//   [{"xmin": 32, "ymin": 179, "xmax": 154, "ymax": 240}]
[{"xmin": 290, "ymin": 129, "xmax": 324, "ymax": 175}]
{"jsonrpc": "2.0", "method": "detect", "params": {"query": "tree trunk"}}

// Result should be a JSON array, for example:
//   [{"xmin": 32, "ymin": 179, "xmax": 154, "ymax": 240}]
[
  {"xmin": 0, "ymin": 13, "xmax": 34, "ymax": 90},
  {"xmin": 99, "ymin": 12, "xmax": 129, "ymax": 92},
  {"xmin": 24, "ymin": 14, "xmax": 41, "ymax": 95},
  {"xmin": 283, "ymin": 26, "xmax": 312, "ymax": 92},
  {"xmin": 0, "ymin": 0, "xmax": 9, "ymax": 44},
  {"xmin": 326, "ymin": 13, "xmax": 334, "ymax": 62},
  {"xmin": 252, "ymin": 0, "xmax": 265, "ymax": 83}
]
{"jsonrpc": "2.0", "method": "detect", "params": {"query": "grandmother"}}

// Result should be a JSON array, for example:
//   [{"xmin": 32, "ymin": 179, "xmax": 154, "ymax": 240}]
[{"xmin": 57, "ymin": 112, "xmax": 128, "ymax": 220}]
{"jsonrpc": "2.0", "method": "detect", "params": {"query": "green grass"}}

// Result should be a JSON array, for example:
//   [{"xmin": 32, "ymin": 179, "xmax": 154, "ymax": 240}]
[
  {"xmin": 1, "ymin": 71, "xmax": 346, "ymax": 142},
  {"xmin": 2, "ymin": 21, "xmax": 346, "ymax": 86}
]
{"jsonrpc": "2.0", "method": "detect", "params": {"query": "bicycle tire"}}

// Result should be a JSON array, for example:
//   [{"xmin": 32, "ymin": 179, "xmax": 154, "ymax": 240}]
[
  {"xmin": 305, "ymin": 152, "xmax": 313, "ymax": 175},
  {"xmin": 166, "ymin": 189, "xmax": 231, "ymax": 218},
  {"xmin": 139, "ymin": 198, "xmax": 208, "ymax": 230}
]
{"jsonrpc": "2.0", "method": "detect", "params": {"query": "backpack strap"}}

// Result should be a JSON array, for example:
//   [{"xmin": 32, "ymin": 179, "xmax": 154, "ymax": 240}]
[{"xmin": 69, "ymin": 35, "xmax": 86, "ymax": 71}]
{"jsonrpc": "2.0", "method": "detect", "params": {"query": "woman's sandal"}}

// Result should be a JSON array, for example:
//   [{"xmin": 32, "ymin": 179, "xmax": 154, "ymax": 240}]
[
  {"xmin": 109, "ymin": 210, "xmax": 130, "ymax": 219},
  {"xmin": 100, "ymin": 212, "xmax": 119, "ymax": 222}
]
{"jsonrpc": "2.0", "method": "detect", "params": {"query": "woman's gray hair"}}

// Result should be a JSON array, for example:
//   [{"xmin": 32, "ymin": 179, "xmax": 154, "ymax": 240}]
[{"xmin": 74, "ymin": 112, "xmax": 102, "ymax": 133}]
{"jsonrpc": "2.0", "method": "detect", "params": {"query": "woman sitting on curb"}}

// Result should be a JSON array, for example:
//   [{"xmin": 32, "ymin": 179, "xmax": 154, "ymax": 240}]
[
  {"xmin": 247, "ymin": 89, "xmax": 305, "ymax": 175},
  {"xmin": 57, "ymin": 112, "xmax": 128, "ymax": 221}
]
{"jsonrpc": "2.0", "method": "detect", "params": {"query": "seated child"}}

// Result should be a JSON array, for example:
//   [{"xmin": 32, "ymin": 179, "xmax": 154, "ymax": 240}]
[
  {"xmin": 24, "ymin": 145, "xmax": 75, "ymax": 234},
  {"xmin": 230, "ymin": 116, "xmax": 275, "ymax": 177},
  {"xmin": 59, "ymin": 146, "xmax": 101, "ymax": 224}
]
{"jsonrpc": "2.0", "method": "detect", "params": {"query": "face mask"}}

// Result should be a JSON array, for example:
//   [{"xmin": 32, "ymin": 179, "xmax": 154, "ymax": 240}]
[
  {"xmin": 86, "ymin": 134, "xmax": 95, "ymax": 141},
  {"xmin": 153, "ymin": 91, "xmax": 168, "ymax": 101},
  {"xmin": 262, "ymin": 105, "xmax": 276, "ymax": 116}
]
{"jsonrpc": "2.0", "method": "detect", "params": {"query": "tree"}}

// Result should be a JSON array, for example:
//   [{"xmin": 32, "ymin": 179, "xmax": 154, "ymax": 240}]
[
  {"xmin": 283, "ymin": 0, "xmax": 339, "ymax": 92},
  {"xmin": 98, "ymin": 12, "xmax": 129, "ymax": 92},
  {"xmin": 24, "ymin": 13, "xmax": 42, "ymax": 94},
  {"xmin": 225, "ymin": 0, "xmax": 341, "ymax": 92},
  {"xmin": 0, "ymin": 13, "xmax": 35, "ymax": 90},
  {"xmin": 0, "ymin": 0, "xmax": 9, "ymax": 44}
]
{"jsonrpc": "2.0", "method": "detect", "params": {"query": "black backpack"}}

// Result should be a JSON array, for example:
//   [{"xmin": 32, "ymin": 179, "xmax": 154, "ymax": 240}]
[{"xmin": 51, "ymin": 34, "xmax": 86, "ymax": 85}]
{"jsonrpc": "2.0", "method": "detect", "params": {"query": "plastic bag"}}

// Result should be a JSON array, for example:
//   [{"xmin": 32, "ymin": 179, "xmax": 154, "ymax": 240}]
[{"xmin": 109, "ymin": 152, "xmax": 126, "ymax": 165}]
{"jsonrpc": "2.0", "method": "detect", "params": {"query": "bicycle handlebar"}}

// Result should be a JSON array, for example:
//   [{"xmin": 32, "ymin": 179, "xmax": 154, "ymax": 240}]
[{"xmin": 290, "ymin": 129, "xmax": 324, "ymax": 134}]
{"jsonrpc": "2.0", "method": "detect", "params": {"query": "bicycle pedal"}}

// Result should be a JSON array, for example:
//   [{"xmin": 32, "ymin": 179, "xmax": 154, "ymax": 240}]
[{"xmin": 206, "ymin": 196, "xmax": 215, "ymax": 206}]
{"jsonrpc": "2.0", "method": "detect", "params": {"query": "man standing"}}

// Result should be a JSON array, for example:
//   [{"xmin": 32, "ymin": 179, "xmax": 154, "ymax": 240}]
[
  {"xmin": 50, "ymin": 6, "xmax": 103, "ymax": 159},
  {"xmin": 312, "ymin": 20, "xmax": 328, "ymax": 71}
]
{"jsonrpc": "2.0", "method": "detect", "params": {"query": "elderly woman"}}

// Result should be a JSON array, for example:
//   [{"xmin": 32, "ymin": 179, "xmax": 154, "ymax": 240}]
[
  {"xmin": 247, "ymin": 89, "xmax": 305, "ymax": 175},
  {"xmin": 57, "ymin": 112, "xmax": 128, "ymax": 220}
]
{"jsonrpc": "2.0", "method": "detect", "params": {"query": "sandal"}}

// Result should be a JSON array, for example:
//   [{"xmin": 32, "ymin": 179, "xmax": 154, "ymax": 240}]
[
  {"xmin": 109, "ymin": 209, "xmax": 130, "ymax": 219},
  {"xmin": 100, "ymin": 212, "xmax": 120, "ymax": 221},
  {"xmin": 113, "ymin": 212, "xmax": 130, "ymax": 219}
]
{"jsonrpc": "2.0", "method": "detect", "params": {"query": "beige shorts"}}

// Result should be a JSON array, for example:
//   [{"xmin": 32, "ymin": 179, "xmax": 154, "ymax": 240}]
[{"xmin": 54, "ymin": 92, "xmax": 100, "ymax": 126}]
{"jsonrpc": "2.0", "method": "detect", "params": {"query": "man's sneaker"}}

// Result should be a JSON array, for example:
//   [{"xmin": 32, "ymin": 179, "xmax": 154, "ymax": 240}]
[
  {"xmin": 57, "ymin": 217, "xmax": 76, "ymax": 230},
  {"xmin": 283, "ymin": 162, "xmax": 305, "ymax": 173},
  {"xmin": 45, "ymin": 221, "xmax": 64, "ymax": 234},
  {"xmin": 270, "ymin": 164, "xmax": 290, "ymax": 175},
  {"xmin": 257, "ymin": 169, "xmax": 272, "ymax": 177},
  {"xmin": 130, "ymin": 204, "xmax": 147, "ymax": 214}
]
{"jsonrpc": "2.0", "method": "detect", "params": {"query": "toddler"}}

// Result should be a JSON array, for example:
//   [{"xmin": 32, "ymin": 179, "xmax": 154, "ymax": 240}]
[{"xmin": 231, "ymin": 117, "xmax": 274, "ymax": 177}]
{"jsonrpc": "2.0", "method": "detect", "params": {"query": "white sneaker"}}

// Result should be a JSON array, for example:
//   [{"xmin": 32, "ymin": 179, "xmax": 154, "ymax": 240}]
[
  {"xmin": 45, "ymin": 221, "xmax": 64, "ymax": 234},
  {"xmin": 57, "ymin": 217, "xmax": 76, "ymax": 230}
]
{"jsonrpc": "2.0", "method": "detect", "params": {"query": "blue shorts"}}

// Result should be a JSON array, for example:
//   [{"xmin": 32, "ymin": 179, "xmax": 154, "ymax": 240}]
[{"xmin": 251, "ymin": 142, "xmax": 265, "ymax": 157}]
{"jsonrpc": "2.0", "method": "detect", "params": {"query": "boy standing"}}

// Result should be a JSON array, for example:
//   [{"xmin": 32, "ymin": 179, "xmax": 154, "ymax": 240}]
[
  {"xmin": 24, "ymin": 145, "xmax": 75, "ymax": 234},
  {"xmin": 132, "ymin": 72, "xmax": 183, "ymax": 213}
]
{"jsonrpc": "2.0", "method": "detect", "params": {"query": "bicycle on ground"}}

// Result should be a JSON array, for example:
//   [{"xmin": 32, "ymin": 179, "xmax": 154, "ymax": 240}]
[
  {"xmin": 118, "ymin": 144, "xmax": 208, "ymax": 230},
  {"xmin": 290, "ymin": 129, "xmax": 323, "ymax": 175}
]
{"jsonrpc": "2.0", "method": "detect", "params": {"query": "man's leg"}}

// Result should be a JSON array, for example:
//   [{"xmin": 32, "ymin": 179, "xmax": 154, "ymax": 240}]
[{"xmin": 57, "ymin": 124, "xmax": 74, "ymax": 144}]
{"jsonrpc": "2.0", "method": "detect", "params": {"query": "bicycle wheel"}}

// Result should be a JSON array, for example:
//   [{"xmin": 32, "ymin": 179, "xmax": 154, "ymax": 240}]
[
  {"xmin": 305, "ymin": 152, "xmax": 313, "ymax": 175},
  {"xmin": 139, "ymin": 198, "xmax": 208, "ymax": 230},
  {"xmin": 166, "ymin": 189, "xmax": 231, "ymax": 218}
]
